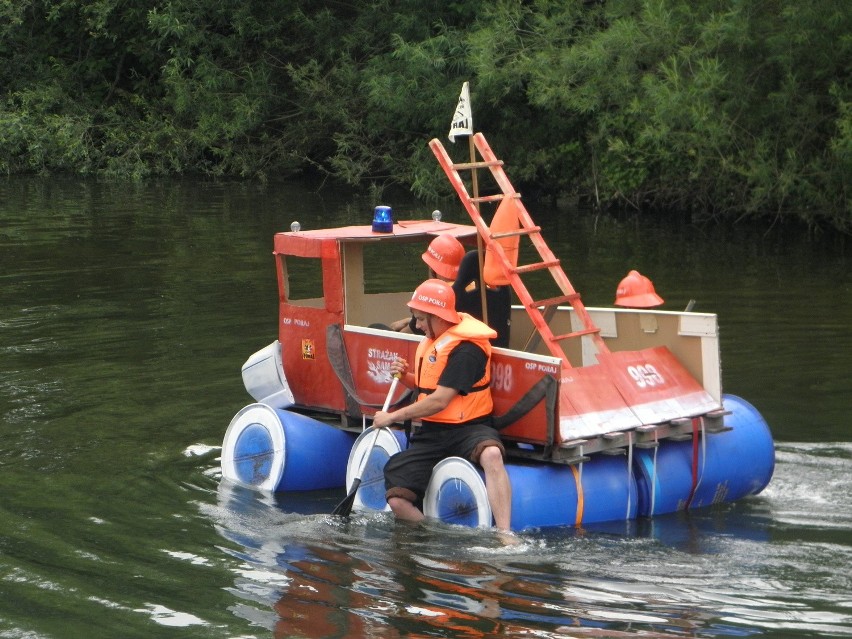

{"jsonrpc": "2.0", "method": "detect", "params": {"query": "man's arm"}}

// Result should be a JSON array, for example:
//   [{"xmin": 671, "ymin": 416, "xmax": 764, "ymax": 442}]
[
  {"xmin": 389, "ymin": 317, "xmax": 412, "ymax": 332},
  {"xmin": 372, "ymin": 343, "xmax": 485, "ymax": 429},
  {"xmin": 372, "ymin": 385, "xmax": 457, "ymax": 428}
]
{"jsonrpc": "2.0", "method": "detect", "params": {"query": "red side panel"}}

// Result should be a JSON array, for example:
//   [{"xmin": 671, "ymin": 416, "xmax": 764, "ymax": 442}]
[
  {"xmin": 279, "ymin": 304, "xmax": 345, "ymax": 411},
  {"xmin": 557, "ymin": 347, "xmax": 721, "ymax": 441},
  {"xmin": 557, "ymin": 365, "xmax": 643, "ymax": 441},
  {"xmin": 489, "ymin": 350, "xmax": 560, "ymax": 445},
  {"xmin": 277, "ymin": 239, "xmax": 347, "ymax": 412},
  {"xmin": 342, "ymin": 329, "xmax": 419, "ymax": 412},
  {"xmin": 598, "ymin": 347, "xmax": 721, "ymax": 423},
  {"xmin": 340, "ymin": 328, "xmax": 560, "ymax": 443}
]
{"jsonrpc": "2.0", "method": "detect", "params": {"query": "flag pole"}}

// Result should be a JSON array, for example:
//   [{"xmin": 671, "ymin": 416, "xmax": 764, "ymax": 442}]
[
  {"xmin": 449, "ymin": 82, "xmax": 488, "ymax": 325},
  {"xmin": 468, "ymin": 136, "xmax": 489, "ymax": 326}
]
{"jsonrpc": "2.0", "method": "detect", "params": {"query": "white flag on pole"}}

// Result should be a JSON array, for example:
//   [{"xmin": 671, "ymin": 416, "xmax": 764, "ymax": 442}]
[{"xmin": 448, "ymin": 81, "xmax": 473, "ymax": 143}]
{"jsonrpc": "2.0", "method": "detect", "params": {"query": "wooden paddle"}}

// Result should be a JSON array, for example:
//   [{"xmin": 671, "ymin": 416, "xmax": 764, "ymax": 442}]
[{"xmin": 331, "ymin": 374, "xmax": 400, "ymax": 517}]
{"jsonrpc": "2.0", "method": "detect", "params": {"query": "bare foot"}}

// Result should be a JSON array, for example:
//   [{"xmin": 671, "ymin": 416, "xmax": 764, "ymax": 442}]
[{"xmin": 496, "ymin": 529, "xmax": 522, "ymax": 547}]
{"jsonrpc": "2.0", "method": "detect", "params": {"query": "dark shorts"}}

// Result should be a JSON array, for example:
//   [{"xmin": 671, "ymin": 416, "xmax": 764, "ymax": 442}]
[{"xmin": 383, "ymin": 421, "xmax": 505, "ymax": 505}]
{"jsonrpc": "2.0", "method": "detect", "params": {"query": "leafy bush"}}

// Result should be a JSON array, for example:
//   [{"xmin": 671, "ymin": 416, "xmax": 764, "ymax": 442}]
[{"xmin": 1, "ymin": 0, "xmax": 849, "ymax": 231}]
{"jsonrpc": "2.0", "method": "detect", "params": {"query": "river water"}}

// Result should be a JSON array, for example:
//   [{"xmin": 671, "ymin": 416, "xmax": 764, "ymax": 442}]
[{"xmin": 1, "ymin": 176, "xmax": 849, "ymax": 638}]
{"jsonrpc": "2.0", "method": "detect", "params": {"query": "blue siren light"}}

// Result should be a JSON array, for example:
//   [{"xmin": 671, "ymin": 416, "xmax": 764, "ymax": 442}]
[{"xmin": 372, "ymin": 205, "xmax": 393, "ymax": 233}]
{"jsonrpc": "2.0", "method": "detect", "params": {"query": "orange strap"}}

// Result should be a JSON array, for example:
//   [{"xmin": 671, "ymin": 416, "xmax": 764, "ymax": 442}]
[{"xmin": 570, "ymin": 464, "xmax": 585, "ymax": 526}]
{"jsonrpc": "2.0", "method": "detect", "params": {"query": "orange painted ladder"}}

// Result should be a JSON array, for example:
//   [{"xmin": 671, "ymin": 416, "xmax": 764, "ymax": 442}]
[{"xmin": 429, "ymin": 133, "xmax": 608, "ymax": 367}]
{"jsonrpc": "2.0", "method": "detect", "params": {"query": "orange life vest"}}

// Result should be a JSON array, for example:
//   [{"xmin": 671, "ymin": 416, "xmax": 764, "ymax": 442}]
[
  {"xmin": 414, "ymin": 313, "xmax": 497, "ymax": 424},
  {"xmin": 483, "ymin": 196, "xmax": 520, "ymax": 286}
]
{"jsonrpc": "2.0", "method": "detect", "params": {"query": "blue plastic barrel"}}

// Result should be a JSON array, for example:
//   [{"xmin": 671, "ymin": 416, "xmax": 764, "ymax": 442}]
[
  {"xmin": 422, "ymin": 455, "xmax": 638, "ymax": 531},
  {"xmin": 344, "ymin": 428, "xmax": 408, "ymax": 512},
  {"xmin": 509, "ymin": 455, "xmax": 638, "ymax": 530},
  {"xmin": 221, "ymin": 403, "xmax": 356, "ymax": 491},
  {"xmin": 633, "ymin": 394, "xmax": 775, "ymax": 517}
]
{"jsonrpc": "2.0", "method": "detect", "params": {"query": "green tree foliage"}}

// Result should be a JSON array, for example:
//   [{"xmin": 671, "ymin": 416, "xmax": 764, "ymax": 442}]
[{"xmin": 1, "ymin": 0, "xmax": 849, "ymax": 231}]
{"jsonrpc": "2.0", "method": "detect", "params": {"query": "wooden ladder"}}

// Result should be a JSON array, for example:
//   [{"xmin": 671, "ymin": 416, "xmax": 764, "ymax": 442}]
[{"xmin": 429, "ymin": 133, "xmax": 610, "ymax": 366}]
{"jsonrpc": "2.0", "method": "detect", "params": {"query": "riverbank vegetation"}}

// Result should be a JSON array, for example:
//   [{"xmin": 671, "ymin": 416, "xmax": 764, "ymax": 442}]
[{"xmin": 1, "ymin": 1, "xmax": 849, "ymax": 232}]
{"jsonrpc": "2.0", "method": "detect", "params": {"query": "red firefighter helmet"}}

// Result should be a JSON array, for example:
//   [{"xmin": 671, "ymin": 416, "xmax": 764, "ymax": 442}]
[
  {"xmin": 407, "ymin": 279, "xmax": 460, "ymax": 324},
  {"xmin": 614, "ymin": 270, "xmax": 664, "ymax": 308},
  {"xmin": 421, "ymin": 234, "xmax": 465, "ymax": 280}
]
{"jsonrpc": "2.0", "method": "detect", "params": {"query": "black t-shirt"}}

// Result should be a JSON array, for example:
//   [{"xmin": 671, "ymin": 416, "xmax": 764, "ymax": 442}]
[
  {"xmin": 453, "ymin": 251, "xmax": 511, "ymax": 348},
  {"xmin": 432, "ymin": 341, "xmax": 488, "ymax": 395}
]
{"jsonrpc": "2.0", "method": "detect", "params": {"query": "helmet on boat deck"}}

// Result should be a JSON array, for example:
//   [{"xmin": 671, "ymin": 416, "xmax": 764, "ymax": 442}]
[
  {"xmin": 614, "ymin": 270, "xmax": 664, "ymax": 308},
  {"xmin": 408, "ymin": 279, "xmax": 461, "ymax": 324},
  {"xmin": 421, "ymin": 234, "xmax": 465, "ymax": 280}
]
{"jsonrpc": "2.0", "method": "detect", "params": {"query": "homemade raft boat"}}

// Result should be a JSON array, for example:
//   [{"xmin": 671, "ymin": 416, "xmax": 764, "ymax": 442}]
[{"xmin": 220, "ymin": 133, "xmax": 775, "ymax": 531}]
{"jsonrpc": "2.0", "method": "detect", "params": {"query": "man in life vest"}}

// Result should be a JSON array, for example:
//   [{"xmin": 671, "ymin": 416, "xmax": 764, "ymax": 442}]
[
  {"xmin": 389, "ymin": 233, "xmax": 465, "ymax": 332},
  {"xmin": 372, "ymin": 279, "xmax": 513, "ymax": 533},
  {"xmin": 614, "ymin": 270, "xmax": 664, "ymax": 308}
]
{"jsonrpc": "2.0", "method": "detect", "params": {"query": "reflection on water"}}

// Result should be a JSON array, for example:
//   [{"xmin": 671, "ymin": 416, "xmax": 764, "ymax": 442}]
[
  {"xmin": 210, "ymin": 456, "xmax": 852, "ymax": 639},
  {"xmin": 1, "ymin": 176, "xmax": 849, "ymax": 638}
]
